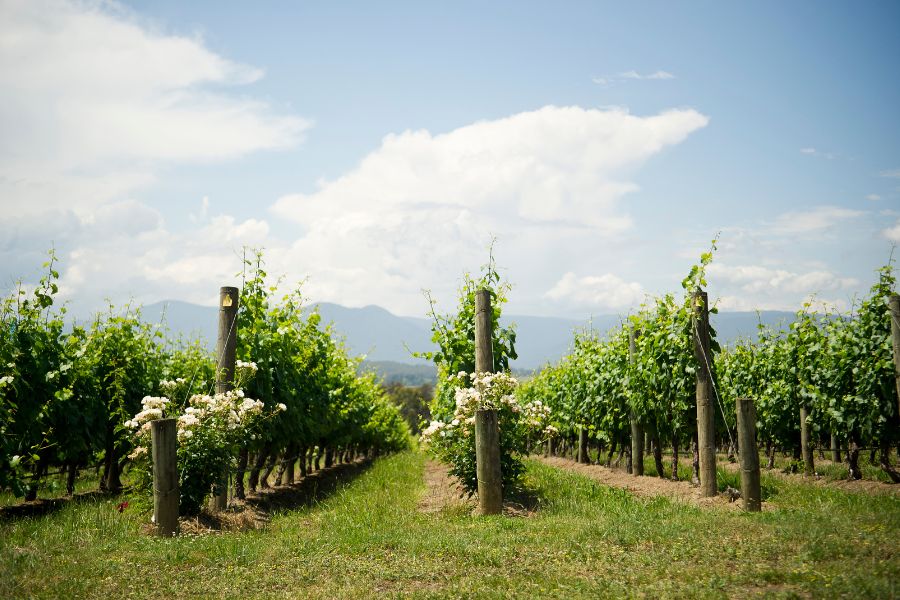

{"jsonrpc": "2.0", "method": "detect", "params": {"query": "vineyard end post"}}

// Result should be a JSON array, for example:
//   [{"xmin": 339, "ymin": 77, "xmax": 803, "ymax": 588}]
[
  {"xmin": 889, "ymin": 293, "xmax": 900, "ymax": 420},
  {"xmin": 693, "ymin": 289, "xmax": 717, "ymax": 497},
  {"xmin": 629, "ymin": 326, "xmax": 644, "ymax": 476},
  {"xmin": 735, "ymin": 398, "xmax": 762, "ymax": 512},
  {"xmin": 800, "ymin": 404, "xmax": 815, "ymax": 476},
  {"xmin": 578, "ymin": 426, "xmax": 589, "ymax": 464},
  {"xmin": 151, "ymin": 418, "xmax": 179, "ymax": 536},
  {"xmin": 474, "ymin": 289, "xmax": 502, "ymax": 515},
  {"xmin": 211, "ymin": 285, "xmax": 239, "ymax": 512}
]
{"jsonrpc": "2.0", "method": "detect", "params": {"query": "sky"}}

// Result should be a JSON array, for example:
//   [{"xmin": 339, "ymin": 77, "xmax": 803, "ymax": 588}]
[{"xmin": 1, "ymin": 0, "xmax": 899, "ymax": 319}]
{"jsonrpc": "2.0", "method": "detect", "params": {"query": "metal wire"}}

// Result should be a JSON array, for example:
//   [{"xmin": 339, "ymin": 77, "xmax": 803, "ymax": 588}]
[{"xmin": 693, "ymin": 319, "xmax": 736, "ymax": 451}]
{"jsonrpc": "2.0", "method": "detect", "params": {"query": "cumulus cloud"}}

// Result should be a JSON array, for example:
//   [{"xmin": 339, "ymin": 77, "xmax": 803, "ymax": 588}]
[
  {"xmin": 55, "ymin": 201, "xmax": 273, "ymax": 313},
  {"xmin": 770, "ymin": 206, "xmax": 863, "ymax": 235},
  {"xmin": 0, "ymin": 0, "xmax": 308, "ymax": 217},
  {"xmin": 799, "ymin": 147, "xmax": 835, "ymax": 159},
  {"xmin": 883, "ymin": 219, "xmax": 900, "ymax": 243},
  {"xmin": 592, "ymin": 70, "xmax": 675, "ymax": 86},
  {"xmin": 708, "ymin": 263, "xmax": 858, "ymax": 294},
  {"xmin": 270, "ymin": 105, "xmax": 708, "ymax": 314},
  {"xmin": 544, "ymin": 272, "xmax": 644, "ymax": 311},
  {"xmin": 619, "ymin": 70, "xmax": 675, "ymax": 80}
]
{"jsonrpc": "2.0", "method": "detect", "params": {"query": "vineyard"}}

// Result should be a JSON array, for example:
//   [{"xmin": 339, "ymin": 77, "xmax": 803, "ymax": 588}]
[
  {"xmin": 519, "ymin": 245, "xmax": 900, "ymax": 487},
  {"xmin": 1, "ymin": 247, "xmax": 899, "ymax": 598},
  {"xmin": 0, "ymin": 250, "xmax": 410, "ymax": 513}
]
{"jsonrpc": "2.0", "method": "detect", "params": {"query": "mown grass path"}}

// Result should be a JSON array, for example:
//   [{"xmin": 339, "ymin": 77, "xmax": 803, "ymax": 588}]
[{"xmin": 1, "ymin": 450, "xmax": 898, "ymax": 598}]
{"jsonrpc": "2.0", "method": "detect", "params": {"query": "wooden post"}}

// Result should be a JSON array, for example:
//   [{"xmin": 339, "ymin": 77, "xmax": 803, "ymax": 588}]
[
  {"xmin": 474, "ymin": 289, "xmax": 501, "ymax": 515},
  {"xmin": 475, "ymin": 409, "xmax": 503, "ymax": 515},
  {"xmin": 890, "ymin": 293, "xmax": 900, "ymax": 419},
  {"xmin": 831, "ymin": 434, "xmax": 840, "ymax": 463},
  {"xmin": 800, "ymin": 404, "xmax": 815, "ymax": 476},
  {"xmin": 693, "ymin": 289, "xmax": 717, "ymax": 497},
  {"xmin": 211, "ymin": 285, "xmax": 238, "ymax": 512},
  {"xmin": 629, "ymin": 327, "xmax": 644, "ymax": 476},
  {"xmin": 216, "ymin": 286, "xmax": 239, "ymax": 393},
  {"xmin": 475, "ymin": 289, "xmax": 494, "ymax": 373},
  {"xmin": 735, "ymin": 398, "xmax": 761, "ymax": 512},
  {"xmin": 578, "ymin": 426, "xmax": 589, "ymax": 464},
  {"xmin": 151, "ymin": 418, "xmax": 179, "ymax": 536}
]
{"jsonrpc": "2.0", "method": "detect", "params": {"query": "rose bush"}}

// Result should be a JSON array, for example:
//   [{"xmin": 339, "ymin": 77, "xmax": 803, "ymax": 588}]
[
  {"xmin": 127, "ymin": 363, "xmax": 284, "ymax": 515},
  {"xmin": 420, "ymin": 370, "xmax": 553, "ymax": 495}
]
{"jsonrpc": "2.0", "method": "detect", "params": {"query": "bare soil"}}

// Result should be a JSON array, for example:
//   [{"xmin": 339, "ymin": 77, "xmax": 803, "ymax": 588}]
[
  {"xmin": 418, "ymin": 460, "xmax": 474, "ymax": 514},
  {"xmin": 537, "ymin": 456, "xmax": 743, "ymax": 510},
  {"xmin": 418, "ymin": 460, "xmax": 538, "ymax": 517}
]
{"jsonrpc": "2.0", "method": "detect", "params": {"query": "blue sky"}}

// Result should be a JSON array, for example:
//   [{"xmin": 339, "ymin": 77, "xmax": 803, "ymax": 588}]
[{"xmin": 1, "ymin": 0, "xmax": 898, "ymax": 318}]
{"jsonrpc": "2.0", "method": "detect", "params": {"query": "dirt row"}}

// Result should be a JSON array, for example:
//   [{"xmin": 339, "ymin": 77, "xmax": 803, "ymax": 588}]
[
  {"xmin": 418, "ymin": 456, "xmax": 741, "ymax": 514},
  {"xmin": 537, "ymin": 456, "xmax": 744, "ymax": 510},
  {"xmin": 418, "ymin": 453, "xmax": 898, "ymax": 516},
  {"xmin": 713, "ymin": 455, "xmax": 899, "ymax": 495},
  {"xmin": 418, "ymin": 460, "xmax": 537, "ymax": 517}
]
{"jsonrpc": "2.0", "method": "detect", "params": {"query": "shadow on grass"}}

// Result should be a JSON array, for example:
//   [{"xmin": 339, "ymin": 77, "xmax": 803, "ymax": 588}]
[
  {"xmin": 168, "ymin": 459, "xmax": 378, "ymax": 535},
  {"xmin": 502, "ymin": 476, "xmax": 545, "ymax": 517},
  {"xmin": 716, "ymin": 467, "xmax": 776, "ymax": 501},
  {"xmin": 0, "ymin": 488, "xmax": 127, "ymax": 521},
  {"xmin": 243, "ymin": 458, "xmax": 375, "ymax": 515}
]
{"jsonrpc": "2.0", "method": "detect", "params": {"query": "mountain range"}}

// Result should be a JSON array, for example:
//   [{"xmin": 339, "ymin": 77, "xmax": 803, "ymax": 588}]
[{"xmin": 139, "ymin": 300, "xmax": 796, "ymax": 382}]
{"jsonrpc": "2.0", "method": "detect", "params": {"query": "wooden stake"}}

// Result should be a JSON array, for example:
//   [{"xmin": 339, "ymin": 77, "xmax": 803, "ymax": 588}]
[
  {"xmin": 475, "ymin": 409, "xmax": 503, "ymax": 515},
  {"xmin": 474, "ymin": 289, "xmax": 501, "ymax": 515},
  {"xmin": 693, "ymin": 289, "xmax": 717, "ymax": 497},
  {"xmin": 629, "ymin": 326, "xmax": 644, "ymax": 476},
  {"xmin": 735, "ymin": 398, "xmax": 761, "ymax": 512},
  {"xmin": 578, "ymin": 426, "xmax": 589, "ymax": 464},
  {"xmin": 800, "ymin": 404, "xmax": 815, "ymax": 476},
  {"xmin": 210, "ymin": 285, "xmax": 238, "ymax": 512},
  {"xmin": 475, "ymin": 289, "xmax": 494, "ymax": 373},
  {"xmin": 890, "ymin": 293, "xmax": 900, "ymax": 419},
  {"xmin": 151, "ymin": 418, "xmax": 179, "ymax": 536}
]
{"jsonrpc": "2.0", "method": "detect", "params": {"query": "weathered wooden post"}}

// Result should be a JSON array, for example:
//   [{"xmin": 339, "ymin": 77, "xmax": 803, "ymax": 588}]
[
  {"xmin": 735, "ymin": 398, "xmax": 761, "ymax": 512},
  {"xmin": 800, "ymin": 404, "xmax": 815, "ymax": 476},
  {"xmin": 210, "ymin": 286, "xmax": 238, "ymax": 512},
  {"xmin": 629, "ymin": 326, "xmax": 644, "ymax": 476},
  {"xmin": 890, "ymin": 293, "xmax": 900, "ymax": 419},
  {"xmin": 578, "ymin": 426, "xmax": 590, "ymax": 464},
  {"xmin": 830, "ymin": 434, "xmax": 841, "ymax": 463},
  {"xmin": 474, "ymin": 289, "xmax": 502, "ymax": 515},
  {"xmin": 693, "ymin": 289, "xmax": 717, "ymax": 497},
  {"xmin": 151, "ymin": 418, "xmax": 179, "ymax": 536}
]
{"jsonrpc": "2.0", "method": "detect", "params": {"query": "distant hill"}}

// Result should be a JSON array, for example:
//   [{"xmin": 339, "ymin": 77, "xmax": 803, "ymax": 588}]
[
  {"xmin": 139, "ymin": 300, "xmax": 800, "ymax": 372},
  {"xmin": 359, "ymin": 360, "xmax": 437, "ymax": 386}
]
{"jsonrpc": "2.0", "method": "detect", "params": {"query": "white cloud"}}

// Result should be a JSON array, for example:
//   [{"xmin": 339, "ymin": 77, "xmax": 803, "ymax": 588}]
[
  {"xmin": 592, "ymin": 70, "xmax": 675, "ymax": 86},
  {"xmin": 879, "ymin": 168, "xmax": 900, "ymax": 178},
  {"xmin": 770, "ymin": 205, "xmax": 863, "ymax": 235},
  {"xmin": 708, "ymin": 263, "xmax": 858, "ymax": 296},
  {"xmin": 866, "ymin": 194, "xmax": 882, "ymax": 201},
  {"xmin": 270, "ymin": 105, "xmax": 708, "ymax": 314},
  {"xmin": 54, "ymin": 204, "xmax": 274, "ymax": 312},
  {"xmin": 544, "ymin": 272, "xmax": 644, "ymax": 311},
  {"xmin": 0, "ymin": 0, "xmax": 308, "ymax": 217},
  {"xmin": 619, "ymin": 70, "xmax": 675, "ymax": 80},
  {"xmin": 799, "ymin": 147, "xmax": 835, "ymax": 159},
  {"xmin": 883, "ymin": 219, "xmax": 900, "ymax": 243},
  {"xmin": 715, "ymin": 294, "xmax": 849, "ymax": 313}
]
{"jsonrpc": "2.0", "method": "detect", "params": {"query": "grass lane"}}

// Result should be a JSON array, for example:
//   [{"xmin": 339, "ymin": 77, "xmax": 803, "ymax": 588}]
[{"xmin": 1, "ymin": 450, "xmax": 897, "ymax": 598}]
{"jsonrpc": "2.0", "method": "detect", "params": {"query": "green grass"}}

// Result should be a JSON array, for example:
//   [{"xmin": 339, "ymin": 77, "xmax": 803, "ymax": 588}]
[
  {"xmin": 0, "ymin": 469, "xmax": 108, "ymax": 508},
  {"xmin": 1, "ymin": 451, "xmax": 898, "ymax": 599}
]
